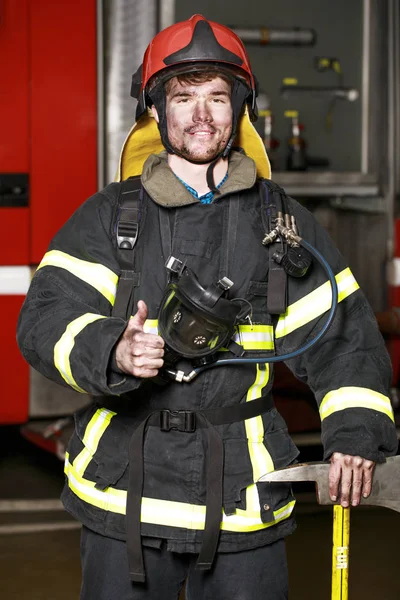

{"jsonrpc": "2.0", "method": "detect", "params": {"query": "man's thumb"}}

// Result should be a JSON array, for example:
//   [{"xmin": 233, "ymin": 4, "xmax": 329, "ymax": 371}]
[{"xmin": 130, "ymin": 300, "xmax": 148, "ymax": 330}]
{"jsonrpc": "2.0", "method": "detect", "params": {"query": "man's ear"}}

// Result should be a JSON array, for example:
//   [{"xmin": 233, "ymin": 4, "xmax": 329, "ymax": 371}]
[{"xmin": 151, "ymin": 105, "xmax": 159, "ymax": 123}]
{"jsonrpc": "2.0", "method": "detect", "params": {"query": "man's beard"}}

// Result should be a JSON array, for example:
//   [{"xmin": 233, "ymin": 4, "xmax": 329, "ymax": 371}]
[
  {"xmin": 173, "ymin": 143, "xmax": 223, "ymax": 163},
  {"xmin": 168, "ymin": 126, "xmax": 231, "ymax": 164}
]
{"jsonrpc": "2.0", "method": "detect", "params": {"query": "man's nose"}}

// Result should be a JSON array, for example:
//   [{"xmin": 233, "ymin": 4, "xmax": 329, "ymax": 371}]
[{"xmin": 192, "ymin": 101, "xmax": 212, "ymax": 122}]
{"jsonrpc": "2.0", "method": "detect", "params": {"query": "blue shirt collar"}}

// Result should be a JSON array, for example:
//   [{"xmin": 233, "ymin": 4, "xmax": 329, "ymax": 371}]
[{"xmin": 175, "ymin": 172, "xmax": 228, "ymax": 204}]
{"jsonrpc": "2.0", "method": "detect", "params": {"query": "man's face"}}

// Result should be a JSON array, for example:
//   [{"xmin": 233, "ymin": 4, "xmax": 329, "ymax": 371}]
[{"xmin": 153, "ymin": 76, "xmax": 233, "ymax": 163}]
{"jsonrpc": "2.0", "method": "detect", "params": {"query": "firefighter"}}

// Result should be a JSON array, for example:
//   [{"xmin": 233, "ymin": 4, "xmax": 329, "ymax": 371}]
[{"xmin": 17, "ymin": 15, "xmax": 397, "ymax": 600}]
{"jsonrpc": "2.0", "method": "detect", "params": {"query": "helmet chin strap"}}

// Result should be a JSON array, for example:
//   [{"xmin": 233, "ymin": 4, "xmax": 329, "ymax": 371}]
[
  {"xmin": 149, "ymin": 78, "xmax": 250, "ymax": 193},
  {"xmin": 206, "ymin": 159, "xmax": 221, "ymax": 194}
]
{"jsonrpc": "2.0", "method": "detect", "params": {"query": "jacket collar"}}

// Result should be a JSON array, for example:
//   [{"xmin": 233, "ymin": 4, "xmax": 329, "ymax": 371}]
[
  {"xmin": 116, "ymin": 106, "xmax": 271, "ymax": 183},
  {"xmin": 141, "ymin": 150, "xmax": 257, "ymax": 207}
]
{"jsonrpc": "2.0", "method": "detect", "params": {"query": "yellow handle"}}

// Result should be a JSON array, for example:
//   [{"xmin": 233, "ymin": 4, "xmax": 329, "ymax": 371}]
[{"xmin": 331, "ymin": 505, "xmax": 350, "ymax": 600}]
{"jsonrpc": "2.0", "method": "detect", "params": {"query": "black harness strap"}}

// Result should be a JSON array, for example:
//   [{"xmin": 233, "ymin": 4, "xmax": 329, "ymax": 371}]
[
  {"xmin": 195, "ymin": 414, "xmax": 224, "ymax": 571},
  {"xmin": 268, "ymin": 248, "xmax": 288, "ymax": 315},
  {"xmin": 219, "ymin": 197, "xmax": 239, "ymax": 283},
  {"xmin": 112, "ymin": 177, "xmax": 143, "ymax": 320},
  {"xmin": 126, "ymin": 393, "xmax": 274, "ymax": 583},
  {"xmin": 259, "ymin": 180, "xmax": 288, "ymax": 315},
  {"xmin": 158, "ymin": 206, "xmax": 173, "ymax": 264},
  {"xmin": 113, "ymin": 178, "xmax": 285, "ymax": 582}
]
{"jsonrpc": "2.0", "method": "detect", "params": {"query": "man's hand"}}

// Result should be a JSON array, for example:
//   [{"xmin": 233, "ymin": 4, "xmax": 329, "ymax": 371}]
[
  {"xmin": 329, "ymin": 452, "xmax": 375, "ymax": 507},
  {"xmin": 115, "ymin": 300, "xmax": 164, "ymax": 378}
]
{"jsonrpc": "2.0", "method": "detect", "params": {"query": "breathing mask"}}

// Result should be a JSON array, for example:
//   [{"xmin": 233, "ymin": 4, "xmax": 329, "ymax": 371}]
[{"xmin": 158, "ymin": 257, "xmax": 251, "ymax": 363}]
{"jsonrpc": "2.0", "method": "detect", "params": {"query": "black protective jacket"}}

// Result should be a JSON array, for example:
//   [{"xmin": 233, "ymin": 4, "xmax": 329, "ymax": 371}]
[{"xmin": 17, "ymin": 151, "xmax": 397, "ymax": 560}]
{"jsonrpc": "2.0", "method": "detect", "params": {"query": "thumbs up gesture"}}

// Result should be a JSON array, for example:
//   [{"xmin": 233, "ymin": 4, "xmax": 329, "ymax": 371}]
[{"xmin": 115, "ymin": 300, "xmax": 164, "ymax": 378}]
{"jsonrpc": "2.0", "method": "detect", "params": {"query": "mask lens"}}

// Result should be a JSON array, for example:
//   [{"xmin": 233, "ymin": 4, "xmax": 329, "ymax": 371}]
[{"xmin": 159, "ymin": 289, "xmax": 231, "ymax": 358}]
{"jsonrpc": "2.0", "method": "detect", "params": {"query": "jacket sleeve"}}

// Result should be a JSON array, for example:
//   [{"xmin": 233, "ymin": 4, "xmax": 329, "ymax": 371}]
[
  {"xmin": 16, "ymin": 183, "xmax": 144, "ymax": 397},
  {"xmin": 274, "ymin": 195, "xmax": 398, "ymax": 463}
]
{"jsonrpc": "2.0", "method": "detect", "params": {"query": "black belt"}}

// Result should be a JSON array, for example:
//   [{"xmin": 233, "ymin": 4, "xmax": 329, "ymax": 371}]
[{"xmin": 126, "ymin": 394, "xmax": 274, "ymax": 583}]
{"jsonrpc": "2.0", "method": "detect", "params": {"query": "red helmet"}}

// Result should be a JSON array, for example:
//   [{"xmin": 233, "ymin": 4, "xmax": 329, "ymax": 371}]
[
  {"xmin": 138, "ymin": 14, "xmax": 255, "ymax": 95},
  {"xmin": 131, "ymin": 15, "xmax": 258, "ymax": 165}
]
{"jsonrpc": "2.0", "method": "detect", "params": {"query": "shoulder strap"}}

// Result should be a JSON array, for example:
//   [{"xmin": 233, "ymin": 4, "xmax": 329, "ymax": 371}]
[
  {"xmin": 112, "ymin": 176, "xmax": 143, "ymax": 320},
  {"xmin": 258, "ymin": 178, "xmax": 288, "ymax": 315}
]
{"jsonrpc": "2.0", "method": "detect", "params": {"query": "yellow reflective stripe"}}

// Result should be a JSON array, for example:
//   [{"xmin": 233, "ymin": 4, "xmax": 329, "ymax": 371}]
[
  {"xmin": 275, "ymin": 267, "xmax": 359, "ymax": 338},
  {"xmin": 66, "ymin": 454, "xmax": 126, "ymax": 513},
  {"xmin": 54, "ymin": 313, "xmax": 106, "ymax": 392},
  {"xmin": 232, "ymin": 325, "xmax": 274, "ymax": 350},
  {"xmin": 82, "ymin": 408, "xmax": 117, "ymax": 452},
  {"xmin": 245, "ymin": 364, "xmax": 274, "ymax": 479},
  {"xmin": 65, "ymin": 366, "xmax": 289, "ymax": 533},
  {"xmin": 37, "ymin": 250, "xmax": 118, "ymax": 305},
  {"xmin": 65, "ymin": 453, "xmax": 295, "ymax": 531},
  {"xmin": 242, "ymin": 365, "xmax": 275, "ymax": 520},
  {"xmin": 320, "ymin": 387, "xmax": 395, "ymax": 422},
  {"xmin": 73, "ymin": 448, "xmax": 92, "ymax": 478},
  {"xmin": 143, "ymin": 319, "xmax": 158, "ymax": 334},
  {"xmin": 246, "ymin": 483, "xmax": 261, "ymax": 512},
  {"xmin": 142, "ymin": 321, "xmax": 274, "ymax": 351},
  {"xmin": 74, "ymin": 408, "xmax": 117, "ymax": 474},
  {"xmin": 139, "ymin": 497, "xmax": 295, "ymax": 532}
]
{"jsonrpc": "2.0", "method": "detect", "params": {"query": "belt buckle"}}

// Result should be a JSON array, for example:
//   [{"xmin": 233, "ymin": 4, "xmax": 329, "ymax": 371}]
[{"xmin": 160, "ymin": 410, "xmax": 196, "ymax": 433}]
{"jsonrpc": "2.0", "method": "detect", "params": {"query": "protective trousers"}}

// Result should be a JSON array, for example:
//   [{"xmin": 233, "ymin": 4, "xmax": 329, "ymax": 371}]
[{"xmin": 80, "ymin": 526, "xmax": 289, "ymax": 600}]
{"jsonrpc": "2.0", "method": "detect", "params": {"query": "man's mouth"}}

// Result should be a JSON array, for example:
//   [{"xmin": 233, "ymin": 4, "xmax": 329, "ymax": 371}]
[{"xmin": 185, "ymin": 127, "xmax": 216, "ymax": 136}]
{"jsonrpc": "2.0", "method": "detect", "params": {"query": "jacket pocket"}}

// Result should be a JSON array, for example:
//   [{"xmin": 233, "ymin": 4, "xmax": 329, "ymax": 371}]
[
  {"xmin": 257, "ymin": 478, "xmax": 295, "ymax": 525},
  {"xmin": 222, "ymin": 407, "xmax": 299, "ymax": 520},
  {"xmin": 257, "ymin": 408, "xmax": 299, "ymax": 523},
  {"xmin": 72, "ymin": 404, "xmax": 130, "ymax": 492},
  {"xmin": 175, "ymin": 238, "xmax": 213, "ymax": 258},
  {"xmin": 222, "ymin": 439, "xmax": 254, "ymax": 513},
  {"xmin": 262, "ymin": 408, "xmax": 300, "ymax": 469}
]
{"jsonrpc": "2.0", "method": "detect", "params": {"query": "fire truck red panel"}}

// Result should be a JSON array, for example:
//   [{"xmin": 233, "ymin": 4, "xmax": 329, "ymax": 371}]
[
  {"xmin": 0, "ymin": 209, "xmax": 30, "ymax": 265},
  {"xmin": 0, "ymin": 0, "xmax": 98, "ymax": 425},
  {"xmin": 0, "ymin": 0, "xmax": 29, "ymax": 172},
  {"xmin": 30, "ymin": 0, "xmax": 98, "ymax": 263},
  {"xmin": 0, "ymin": 296, "xmax": 29, "ymax": 424}
]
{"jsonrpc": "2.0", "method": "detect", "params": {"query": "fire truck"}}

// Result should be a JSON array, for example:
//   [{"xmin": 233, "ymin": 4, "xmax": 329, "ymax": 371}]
[
  {"xmin": 0, "ymin": 0, "xmax": 98, "ymax": 455},
  {"xmin": 1, "ymin": 0, "xmax": 399, "ymax": 456}
]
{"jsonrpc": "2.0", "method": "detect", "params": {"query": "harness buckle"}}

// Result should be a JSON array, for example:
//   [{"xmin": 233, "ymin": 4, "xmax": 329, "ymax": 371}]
[
  {"xmin": 160, "ymin": 410, "xmax": 196, "ymax": 433},
  {"xmin": 165, "ymin": 256, "xmax": 186, "ymax": 277},
  {"xmin": 117, "ymin": 222, "xmax": 139, "ymax": 250}
]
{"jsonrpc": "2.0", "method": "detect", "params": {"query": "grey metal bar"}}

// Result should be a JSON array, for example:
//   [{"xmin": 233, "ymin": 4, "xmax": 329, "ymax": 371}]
[
  {"xmin": 0, "ymin": 499, "xmax": 64, "ymax": 512},
  {"xmin": 0, "ymin": 522, "xmax": 81, "ymax": 535},
  {"xmin": 160, "ymin": 0, "xmax": 175, "ymax": 30},
  {"xmin": 386, "ymin": 0, "xmax": 398, "ymax": 259},
  {"xmin": 97, "ymin": 0, "xmax": 105, "ymax": 190},
  {"xmin": 361, "ymin": 0, "xmax": 371, "ymax": 174}
]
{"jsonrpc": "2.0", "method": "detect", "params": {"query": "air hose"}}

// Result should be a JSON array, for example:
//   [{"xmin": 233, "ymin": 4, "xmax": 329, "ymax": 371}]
[{"xmin": 163, "ymin": 238, "xmax": 338, "ymax": 383}]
